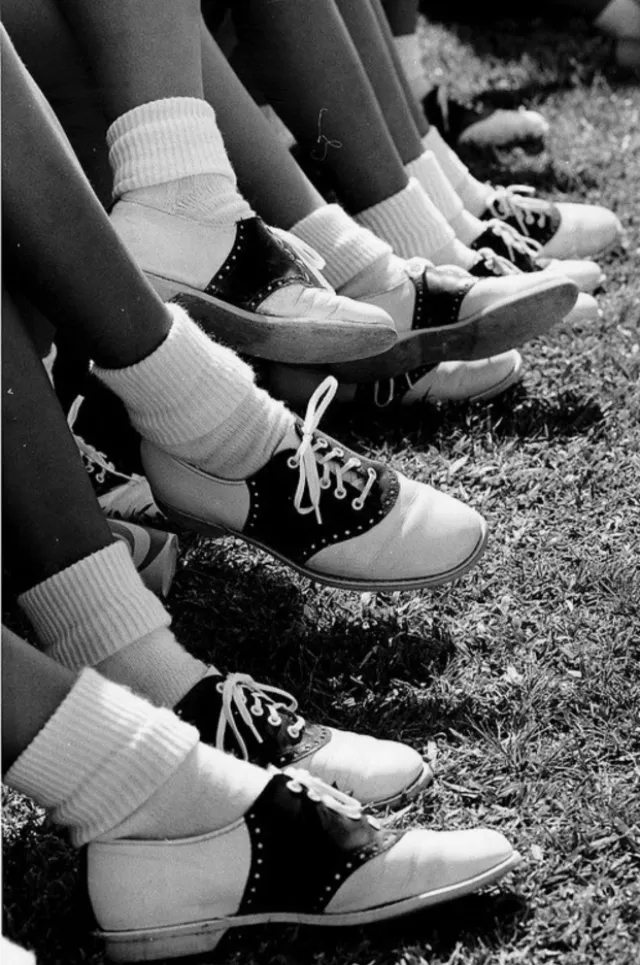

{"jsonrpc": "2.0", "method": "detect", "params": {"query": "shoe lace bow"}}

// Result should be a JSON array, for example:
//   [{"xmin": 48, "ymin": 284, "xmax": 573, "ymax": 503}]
[
  {"xmin": 289, "ymin": 376, "xmax": 377, "ymax": 525},
  {"xmin": 216, "ymin": 672, "xmax": 306, "ymax": 760},
  {"xmin": 485, "ymin": 215, "xmax": 543, "ymax": 265},
  {"xmin": 270, "ymin": 227, "xmax": 332, "ymax": 291},
  {"xmin": 488, "ymin": 185, "xmax": 552, "ymax": 239}
]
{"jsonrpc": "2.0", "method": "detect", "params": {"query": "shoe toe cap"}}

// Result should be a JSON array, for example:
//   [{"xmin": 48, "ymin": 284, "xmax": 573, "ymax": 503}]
[
  {"xmin": 327, "ymin": 826, "xmax": 516, "ymax": 914},
  {"xmin": 303, "ymin": 730, "xmax": 428, "ymax": 805},
  {"xmin": 543, "ymin": 204, "xmax": 623, "ymax": 259},
  {"xmin": 405, "ymin": 351, "xmax": 522, "ymax": 404},
  {"xmin": 540, "ymin": 258, "xmax": 604, "ymax": 294}
]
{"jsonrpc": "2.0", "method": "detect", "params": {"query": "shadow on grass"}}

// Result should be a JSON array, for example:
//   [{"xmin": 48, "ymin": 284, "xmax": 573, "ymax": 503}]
[
  {"xmin": 217, "ymin": 889, "xmax": 530, "ymax": 965},
  {"xmin": 334, "ymin": 385, "xmax": 607, "ymax": 453}
]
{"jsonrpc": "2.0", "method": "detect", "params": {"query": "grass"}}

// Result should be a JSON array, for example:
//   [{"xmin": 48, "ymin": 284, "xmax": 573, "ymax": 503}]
[{"xmin": 3, "ymin": 9, "xmax": 640, "ymax": 965}]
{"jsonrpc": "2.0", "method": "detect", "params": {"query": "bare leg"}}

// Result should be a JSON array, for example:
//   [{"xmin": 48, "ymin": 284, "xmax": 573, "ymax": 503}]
[
  {"xmin": 2, "ymin": 287, "xmax": 116, "ymax": 592},
  {"xmin": 199, "ymin": 23, "xmax": 325, "ymax": 228},
  {"xmin": 2, "ymin": 627, "xmax": 76, "ymax": 771},
  {"xmin": 232, "ymin": 0, "xmax": 409, "ymax": 213},
  {"xmin": 52, "ymin": 0, "xmax": 204, "ymax": 119},
  {"xmin": 1, "ymin": 27, "xmax": 171, "ymax": 369},
  {"xmin": 333, "ymin": 0, "xmax": 425, "ymax": 162}
]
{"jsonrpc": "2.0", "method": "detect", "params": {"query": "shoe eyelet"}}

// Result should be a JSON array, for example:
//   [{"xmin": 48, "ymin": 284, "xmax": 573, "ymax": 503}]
[
  {"xmin": 352, "ymin": 498, "xmax": 364, "ymax": 511},
  {"xmin": 334, "ymin": 488, "xmax": 347, "ymax": 500},
  {"xmin": 334, "ymin": 447, "xmax": 345, "ymax": 458},
  {"xmin": 287, "ymin": 456, "xmax": 299, "ymax": 470},
  {"xmin": 320, "ymin": 478, "xmax": 332, "ymax": 490}
]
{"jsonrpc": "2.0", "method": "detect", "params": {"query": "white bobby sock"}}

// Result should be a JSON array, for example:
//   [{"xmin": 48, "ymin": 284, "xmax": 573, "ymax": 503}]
[
  {"xmin": 5, "ymin": 669, "xmax": 269, "ymax": 845},
  {"xmin": 355, "ymin": 178, "xmax": 479, "ymax": 270},
  {"xmin": 406, "ymin": 150, "xmax": 485, "ymax": 246},
  {"xmin": 108, "ymin": 97, "xmax": 253, "ymax": 223},
  {"xmin": 94, "ymin": 303, "xmax": 294, "ymax": 480},
  {"xmin": 18, "ymin": 542, "xmax": 207, "ymax": 706},
  {"xmin": 393, "ymin": 33, "xmax": 429, "ymax": 101},
  {"xmin": 291, "ymin": 203, "xmax": 396, "ymax": 290},
  {"xmin": 422, "ymin": 127, "xmax": 491, "ymax": 217}
]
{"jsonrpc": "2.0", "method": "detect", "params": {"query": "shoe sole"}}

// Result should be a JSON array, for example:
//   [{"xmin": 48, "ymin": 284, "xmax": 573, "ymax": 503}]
[
  {"xmin": 155, "ymin": 502, "xmax": 489, "ymax": 593},
  {"xmin": 328, "ymin": 278, "xmax": 577, "ymax": 383},
  {"xmin": 146, "ymin": 272, "xmax": 397, "ymax": 365},
  {"xmin": 99, "ymin": 850, "xmax": 521, "ymax": 961}
]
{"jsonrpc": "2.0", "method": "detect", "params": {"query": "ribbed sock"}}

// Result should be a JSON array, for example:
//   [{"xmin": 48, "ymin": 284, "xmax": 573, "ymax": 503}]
[
  {"xmin": 107, "ymin": 97, "xmax": 253, "ymax": 225},
  {"xmin": 18, "ymin": 541, "xmax": 208, "ymax": 706},
  {"xmin": 94, "ymin": 303, "xmax": 294, "ymax": 480},
  {"xmin": 291, "ymin": 204, "xmax": 395, "ymax": 291},
  {"xmin": 394, "ymin": 33, "xmax": 429, "ymax": 101},
  {"xmin": 406, "ymin": 150, "xmax": 485, "ymax": 245},
  {"xmin": 5, "ymin": 669, "xmax": 268, "ymax": 844},
  {"xmin": 422, "ymin": 128, "xmax": 491, "ymax": 217},
  {"xmin": 355, "ymin": 178, "xmax": 479, "ymax": 269}
]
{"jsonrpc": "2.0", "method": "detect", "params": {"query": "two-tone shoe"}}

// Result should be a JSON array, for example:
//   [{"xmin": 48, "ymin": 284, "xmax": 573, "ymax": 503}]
[
  {"xmin": 355, "ymin": 351, "xmax": 523, "ymax": 409},
  {"xmin": 423, "ymin": 84, "xmax": 549, "ymax": 149},
  {"xmin": 470, "ymin": 219, "xmax": 605, "ymax": 293},
  {"xmin": 110, "ymin": 204, "xmax": 397, "ymax": 364},
  {"xmin": 330, "ymin": 259, "xmax": 577, "ymax": 382},
  {"xmin": 480, "ymin": 185, "xmax": 622, "ymax": 260},
  {"xmin": 89, "ymin": 770, "xmax": 521, "ymax": 963},
  {"xmin": 175, "ymin": 672, "xmax": 433, "ymax": 807},
  {"xmin": 140, "ymin": 376, "xmax": 488, "ymax": 592}
]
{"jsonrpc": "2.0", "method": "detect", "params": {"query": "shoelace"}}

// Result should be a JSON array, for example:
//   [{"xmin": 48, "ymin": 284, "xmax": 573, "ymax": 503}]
[
  {"xmin": 269, "ymin": 226, "xmax": 332, "ymax": 292},
  {"xmin": 475, "ymin": 247, "xmax": 519, "ymax": 276},
  {"xmin": 487, "ymin": 185, "xmax": 552, "ymax": 239},
  {"xmin": 484, "ymin": 216, "xmax": 543, "ymax": 264},
  {"xmin": 67, "ymin": 394, "xmax": 134, "ymax": 487},
  {"xmin": 216, "ymin": 673, "xmax": 306, "ymax": 761},
  {"xmin": 289, "ymin": 376, "xmax": 377, "ymax": 525},
  {"xmin": 282, "ymin": 767, "xmax": 381, "ymax": 827}
]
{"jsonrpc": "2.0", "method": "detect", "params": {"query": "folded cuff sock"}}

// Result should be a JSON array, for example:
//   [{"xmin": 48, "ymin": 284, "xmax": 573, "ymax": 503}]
[
  {"xmin": 18, "ymin": 541, "xmax": 171, "ymax": 671},
  {"xmin": 5, "ymin": 669, "xmax": 200, "ymax": 845},
  {"xmin": 355, "ymin": 177, "xmax": 455, "ymax": 261},
  {"xmin": 292, "ymin": 204, "xmax": 393, "ymax": 291}
]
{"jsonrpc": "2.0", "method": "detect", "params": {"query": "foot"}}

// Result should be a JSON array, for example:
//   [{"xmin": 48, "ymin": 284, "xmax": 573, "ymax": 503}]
[
  {"xmin": 470, "ymin": 220, "xmax": 606, "ymax": 293},
  {"xmin": 109, "ymin": 204, "xmax": 397, "ymax": 365},
  {"xmin": 423, "ymin": 85, "xmax": 549, "ymax": 149},
  {"xmin": 480, "ymin": 186, "xmax": 623, "ymax": 260},
  {"xmin": 330, "ymin": 259, "xmax": 577, "ymax": 382},
  {"xmin": 175, "ymin": 673, "xmax": 433, "ymax": 807},
  {"xmin": 89, "ymin": 770, "xmax": 521, "ymax": 963},
  {"xmin": 140, "ymin": 376, "xmax": 488, "ymax": 592},
  {"xmin": 356, "ymin": 351, "xmax": 523, "ymax": 408}
]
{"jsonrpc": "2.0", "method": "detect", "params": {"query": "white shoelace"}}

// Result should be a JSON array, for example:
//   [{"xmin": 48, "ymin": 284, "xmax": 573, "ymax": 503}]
[
  {"xmin": 487, "ymin": 185, "xmax": 552, "ymax": 239},
  {"xmin": 289, "ymin": 376, "xmax": 377, "ymax": 525},
  {"xmin": 67, "ymin": 394, "xmax": 133, "ymax": 486},
  {"xmin": 484, "ymin": 215, "xmax": 544, "ymax": 264},
  {"xmin": 215, "ymin": 673, "xmax": 306, "ymax": 761},
  {"xmin": 283, "ymin": 767, "xmax": 380, "ymax": 826}
]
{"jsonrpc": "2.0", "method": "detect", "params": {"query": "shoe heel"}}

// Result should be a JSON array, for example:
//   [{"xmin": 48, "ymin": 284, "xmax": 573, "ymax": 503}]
[
  {"xmin": 155, "ymin": 502, "xmax": 228, "ymax": 540},
  {"xmin": 102, "ymin": 922, "xmax": 229, "ymax": 962}
]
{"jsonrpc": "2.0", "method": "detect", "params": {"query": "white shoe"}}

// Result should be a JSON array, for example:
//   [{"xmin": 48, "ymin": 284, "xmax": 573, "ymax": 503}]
[
  {"xmin": 89, "ymin": 770, "xmax": 521, "ymax": 962},
  {"xmin": 175, "ymin": 673, "xmax": 433, "ymax": 807},
  {"xmin": 483, "ymin": 185, "xmax": 623, "ymax": 260},
  {"xmin": 459, "ymin": 107, "xmax": 549, "ymax": 148},
  {"xmin": 471, "ymin": 220, "xmax": 606, "ymax": 293},
  {"xmin": 358, "ymin": 351, "xmax": 523, "ymax": 408},
  {"xmin": 110, "ymin": 203, "xmax": 397, "ymax": 364},
  {"xmin": 332, "ymin": 259, "xmax": 576, "ymax": 383},
  {"xmin": 140, "ymin": 377, "xmax": 488, "ymax": 592}
]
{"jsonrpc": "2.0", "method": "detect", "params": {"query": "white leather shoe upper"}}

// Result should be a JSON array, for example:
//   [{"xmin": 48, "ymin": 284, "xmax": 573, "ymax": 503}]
[
  {"xmin": 541, "ymin": 202, "xmax": 623, "ymax": 260},
  {"xmin": 402, "ymin": 351, "xmax": 523, "ymax": 404},
  {"xmin": 326, "ymin": 827, "xmax": 515, "ymax": 914}
]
